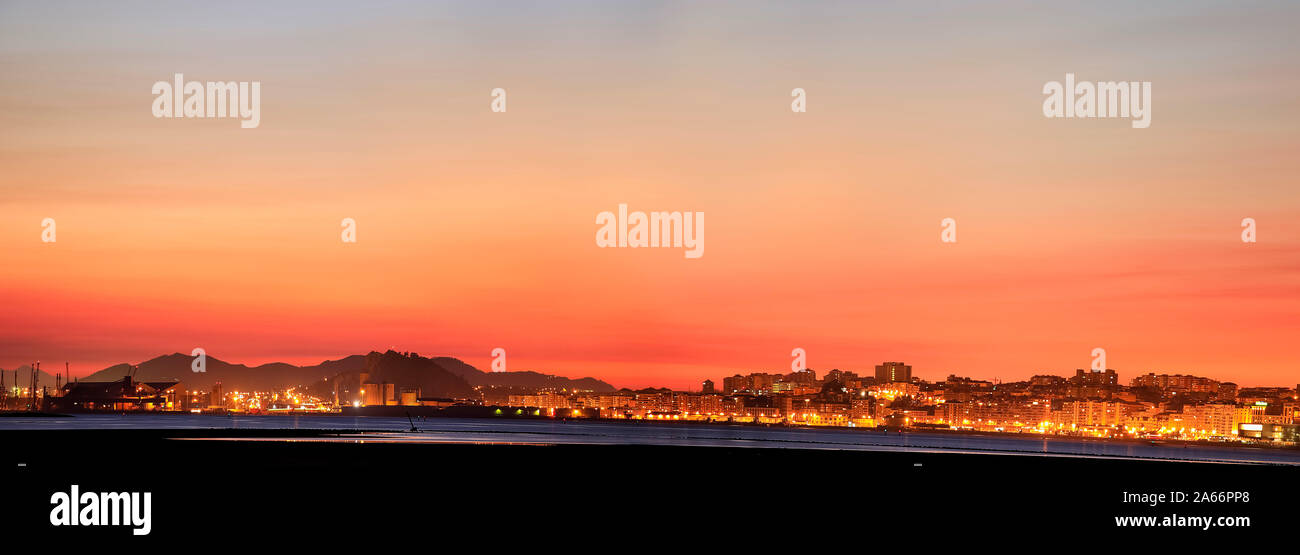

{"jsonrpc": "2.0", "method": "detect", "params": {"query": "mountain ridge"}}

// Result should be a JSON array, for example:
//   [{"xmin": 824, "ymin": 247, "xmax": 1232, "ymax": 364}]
[
  {"xmin": 0, "ymin": 365, "xmax": 61, "ymax": 390},
  {"xmin": 74, "ymin": 351, "xmax": 616, "ymax": 395}
]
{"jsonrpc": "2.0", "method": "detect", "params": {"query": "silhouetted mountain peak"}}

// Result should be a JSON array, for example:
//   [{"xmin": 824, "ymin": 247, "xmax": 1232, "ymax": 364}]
[{"xmin": 69, "ymin": 350, "xmax": 615, "ymax": 396}]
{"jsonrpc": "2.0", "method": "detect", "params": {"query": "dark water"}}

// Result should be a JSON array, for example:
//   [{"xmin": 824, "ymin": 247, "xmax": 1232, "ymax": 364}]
[{"xmin": 3, "ymin": 414, "xmax": 1298, "ymax": 465}]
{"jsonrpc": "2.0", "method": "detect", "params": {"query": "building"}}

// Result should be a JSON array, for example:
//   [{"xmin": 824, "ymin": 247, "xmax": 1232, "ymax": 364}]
[
  {"xmin": 1237, "ymin": 423, "xmax": 1299, "ymax": 442},
  {"xmin": 1052, "ymin": 399, "xmax": 1135, "ymax": 428},
  {"xmin": 875, "ymin": 362, "xmax": 912, "ymax": 384},
  {"xmin": 210, "ymin": 381, "xmax": 224, "ymax": 409},
  {"xmin": 1130, "ymin": 373, "xmax": 1221, "ymax": 396},
  {"xmin": 1217, "ymin": 382, "xmax": 1239, "ymax": 401},
  {"xmin": 1072, "ymin": 368, "xmax": 1118, "ymax": 387},
  {"xmin": 362, "ymin": 383, "xmax": 383, "ymax": 406},
  {"xmin": 1179, "ymin": 403, "xmax": 1248, "ymax": 437},
  {"xmin": 678, "ymin": 393, "xmax": 723, "ymax": 414},
  {"xmin": 50, "ymin": 375, "xmax": 181, "ymax": 412},
  {"xmin": 751, "ymin": 373, "xmax": 781, "ymax": 392},
  {"xmin": 943, "ymin": 398, "xmax": 1049, "ymax": 430}
]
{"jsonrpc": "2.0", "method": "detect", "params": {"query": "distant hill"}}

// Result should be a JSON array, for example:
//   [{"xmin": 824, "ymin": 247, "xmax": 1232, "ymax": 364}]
[
  {"xmin": 350, "ymin": 350, "xmax": 476, "ymax": 398},
  {"xmin": 430, "ymin": 356, "xmax": 615, "ymax": 392},
  {"xmin": 74, "ymin": 351, "xmax": 616, "ymax": 394},
  {"xmin": 80, "ymin": 353, "xmax": 367, "ymax": 392},
  {"xmin": 475, "ymin": 371, "xmax": 614, "ymax": 392},
  {"xmin": 311, "ymin": 351, "xmax": 615, "ymax": 401},
  {"xmin": 0, "ymin": 365, "xmax": 60, "ymax": 390}
]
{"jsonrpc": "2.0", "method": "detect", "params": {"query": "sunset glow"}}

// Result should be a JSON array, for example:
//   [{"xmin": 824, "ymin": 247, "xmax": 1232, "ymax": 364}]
[{"xmin": 2, "ymin": 2, "xmax": 1297, "ymax": 388}]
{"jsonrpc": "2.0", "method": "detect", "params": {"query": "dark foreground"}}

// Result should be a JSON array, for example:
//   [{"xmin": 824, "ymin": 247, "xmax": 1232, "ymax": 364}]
[{"xmin": 2, "ymin": 429, "xmax": 1294, "ymax": 545}]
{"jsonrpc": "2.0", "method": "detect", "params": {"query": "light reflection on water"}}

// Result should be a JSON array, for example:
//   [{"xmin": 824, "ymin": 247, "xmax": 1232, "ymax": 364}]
[{"xmin": 3, "ymin": 414, "xmax": 1297, "ymax": 465}]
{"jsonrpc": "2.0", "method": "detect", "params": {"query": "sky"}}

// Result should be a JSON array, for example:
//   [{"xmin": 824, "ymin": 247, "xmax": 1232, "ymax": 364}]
[{"xmin": 1, "ymin": 1, "xmax": 1297, "ymax": 389}]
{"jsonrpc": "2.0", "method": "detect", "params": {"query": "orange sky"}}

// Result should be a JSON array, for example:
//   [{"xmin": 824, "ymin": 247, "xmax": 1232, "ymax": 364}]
[{"xmin": 1, "ymin": 2, "xmax": 1298, "ymax": 388}]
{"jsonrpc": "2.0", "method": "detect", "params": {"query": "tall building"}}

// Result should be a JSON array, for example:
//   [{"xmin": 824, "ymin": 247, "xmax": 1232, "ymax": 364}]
[
  {"xmin": 210, "ymin": 381, "xmax": 224, "ymax": 409},
  {"xmin": 751, "ymin": 373, "xmax": 780, "ymax": 391},
  {"xmin": 722, "ymin": 375, "xmax": 745, "ymax": 394},
  {"xmin": 1072, "ymin": 368, "xmax": 1118, "ymax": 386},
  {"xmin": 362, "ymin": 383, "xmax": 382, "ymax": 406},
  {"xmin": 1180, "ymin": 403, "xmax": 1246, "ymax": 437},
  {"xmin": 702, "ymin": 379, "xmax": 715, "ymax": 394},
  {"xmin": 1130, "ymin": 373, "xmax": 1218, "ymax": 394},
  {"xmin": 1053, "ymin": 399, "xmax": 1133, "ymax": 427},
  {"xmin": 1218, "ymin": 382, "xmax": 1238, "ymax": 401},
  {"xmin": 875, "ymin": 362, "xmax": 912, "ymax": 384}
]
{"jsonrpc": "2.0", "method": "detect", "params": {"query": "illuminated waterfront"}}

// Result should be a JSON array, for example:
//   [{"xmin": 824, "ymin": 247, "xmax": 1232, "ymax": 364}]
[{"xmin": 3, "ymin": 414, "xmax": 1298, "ymax": 466}]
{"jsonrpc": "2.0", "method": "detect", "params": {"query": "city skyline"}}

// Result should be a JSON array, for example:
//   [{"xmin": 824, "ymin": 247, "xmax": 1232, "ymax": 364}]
[
  {"xmin": 1, "ymin": 347, "xmax": 1294, "ymax": 391},
  {"xmin": 9, "ymin": 348, "xmax": 1294, "ymax": 446}
]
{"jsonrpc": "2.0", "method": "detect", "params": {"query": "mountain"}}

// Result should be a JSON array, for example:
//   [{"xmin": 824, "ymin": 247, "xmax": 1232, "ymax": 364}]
[
  {"xmin": 0, "ymin": 365, "xmax": 61, "ymax": 390},
  {"xmin": 475, "ymin": 371, "xmax": 614, "ymax": 392},
  {"xmin": 338, "ymin": 350, "xmax": 476, "ymax": 399},
  {"xmin": 80, "ymin": 353, "xmax": 366, "ymax": 392},
  {"xmin": 431, "ymin": 356, "xmax": 615, "ymax": 392},
  {"xmin": 74, "ymin": 351, "xmax": 615, "ymax": 394},
  {"xmin": 310, "ymin": 351, "xmax": 615, "ymax": 401}
]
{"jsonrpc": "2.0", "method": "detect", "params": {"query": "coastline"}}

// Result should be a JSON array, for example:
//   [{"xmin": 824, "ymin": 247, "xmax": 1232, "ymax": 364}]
[
  {"xmin": 4, "ymin": 409, "xmax": 1296, "ymax": 454},
  {"xmin": 3, "ymin": 413, "xmax": 1298, "ymax": 468}
]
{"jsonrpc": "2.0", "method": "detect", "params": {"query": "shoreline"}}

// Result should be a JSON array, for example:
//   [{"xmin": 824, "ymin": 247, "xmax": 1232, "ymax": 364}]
[{"xmin": 5, "ymin": 409, "xmax": 1296, "ymax": 454}]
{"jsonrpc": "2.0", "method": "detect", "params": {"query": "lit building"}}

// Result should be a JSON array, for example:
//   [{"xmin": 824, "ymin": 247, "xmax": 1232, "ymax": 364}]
[
  {"xmin": 362, "ymin": 383, "xmax": 383, "ymax": 406},
  {"xmin": 868, "ymin": 382, "xmax": 919, "ymax": 401},
  {"xmin": 50, "ymin": 375, "xmax": 181, "ymax": 412},
  {"xmin": 754, "ymin": 373, "xmax": 782, "ymax": 392},
  {"xmin": 1179, "ymin": 403, "xmax": 1249, "ymax": 437},
  {"xmin": 210, "ymin": 381, "xmax": 224, "ymax": 409},
  {"xmin": 1238, "ymin": 423, "xmax": 1299, "ymax": 442},
  {"xmin": 1052, "ymin": 399, "xmax": 1135, "ymax": 428},
  {"xmin": 942, "ymin": 398, "xmax": 1049, "ymax": 430},
  {"xmin": 1072, "ymin": 368, "xmax": 1118, "ymax": 387},
  {"xmin": 722, "ymin": 375, "xmax": 746, "ymax": 394},
  {"xmin": 538, "ymin": 391, "xmax": 571, "ymax": 409},
  {"xmin": 1130, "ymin": 373, "xmax": 1222, "ymax": 396},
  {"xmin": 875, "ymin": 362, "xmax": 912, "ymax": 384}
]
